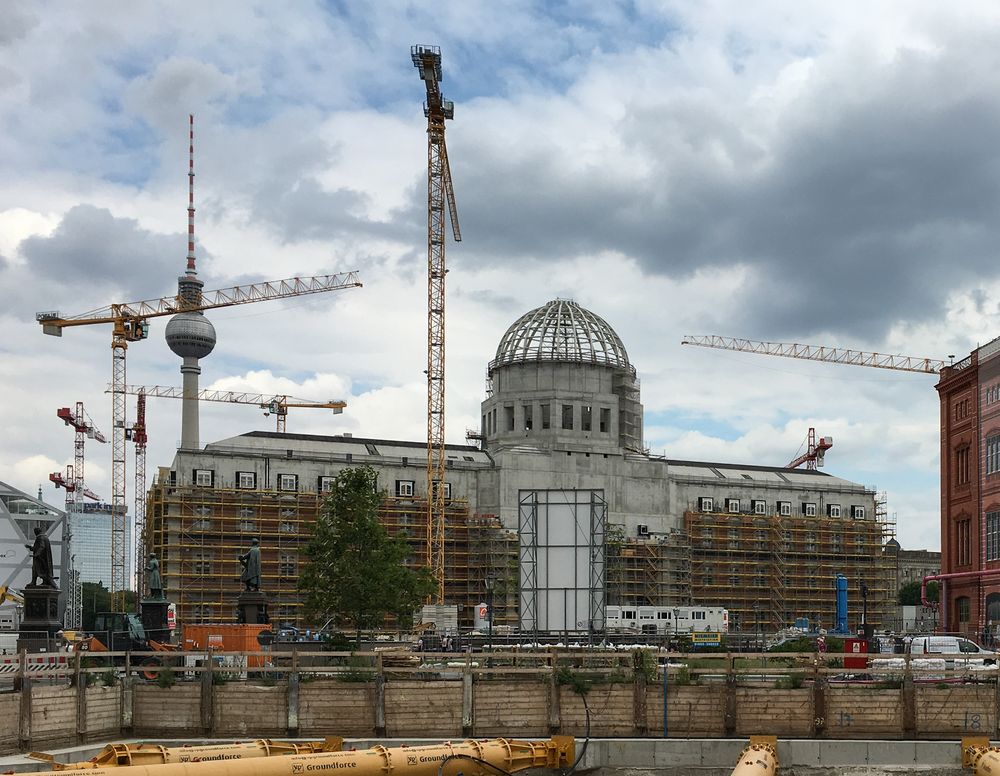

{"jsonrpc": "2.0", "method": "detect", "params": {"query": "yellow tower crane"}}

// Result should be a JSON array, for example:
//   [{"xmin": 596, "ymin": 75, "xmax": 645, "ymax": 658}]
[
  {"xmin": 36, "ymin": 271, "xmax": 362, "ymax": 611},
  {"xmin": 413, "ymin": 44, "xmax": 461, "ymax": 603},
  {"xmin": 113, "ymin": 384, "xmax": 347, "ymax": 433}
]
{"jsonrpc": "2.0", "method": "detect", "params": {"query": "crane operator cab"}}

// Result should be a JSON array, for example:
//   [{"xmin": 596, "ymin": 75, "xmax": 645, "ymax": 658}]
[{"xmin": 91, "ymin": 612, "xmax": 149, "ymax": 652}]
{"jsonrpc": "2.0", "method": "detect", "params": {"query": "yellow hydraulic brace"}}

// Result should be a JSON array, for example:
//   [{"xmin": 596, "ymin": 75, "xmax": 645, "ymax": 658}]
[
  {"xmin": 29, "ymin": 739, "xmax": 343, "ymax": 770},
  {"xmin": 33, "ymin": 737, "xmax": 575, "ymax": 776},
  {"xmin": 731, "ymin": 736, "xmax": 778, "ymax": 776}
]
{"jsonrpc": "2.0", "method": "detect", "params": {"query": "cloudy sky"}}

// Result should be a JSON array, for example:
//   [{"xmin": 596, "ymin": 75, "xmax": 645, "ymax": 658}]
[{"xmin": 4, "ymin": 1, "xmax": 999, "ymax": 551}]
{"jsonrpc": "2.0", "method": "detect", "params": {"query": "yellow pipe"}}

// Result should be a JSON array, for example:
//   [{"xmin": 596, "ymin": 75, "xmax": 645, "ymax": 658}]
[
  {"xmin": 41, "ymin": 737, "xmax": 575, "ymax": 776},
  {"xmin": 32, "ymin": 740, "xmax": 343, "ymax": 770},
  {"xmin": 730, "ymin": 736, "xmax": 778, "ymax": 776},
  {"xmin": 963, "ymin": 738, "xmax": 999, "ymax": 774}
]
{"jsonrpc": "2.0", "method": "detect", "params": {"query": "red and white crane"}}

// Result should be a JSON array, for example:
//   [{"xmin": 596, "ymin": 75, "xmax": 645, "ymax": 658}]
[
  {"xmin": 50, "ymin": 402, "xmax": 107, "ymax": 506},
  {"xmin": 787, "ymin": 427, "xmax": 833, "ymax": 470}
]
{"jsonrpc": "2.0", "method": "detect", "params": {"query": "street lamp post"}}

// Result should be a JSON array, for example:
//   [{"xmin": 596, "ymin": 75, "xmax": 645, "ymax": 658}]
[{"xmin": 485, "ymin": 577, "xmax": 495, "ymax": 664}]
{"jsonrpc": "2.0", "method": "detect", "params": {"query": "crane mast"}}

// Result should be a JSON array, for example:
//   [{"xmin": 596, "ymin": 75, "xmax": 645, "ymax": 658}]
[
  {"xmin": 129, "ymin": 390, "xmax": 147, "ymax": 601},
  {"xmin": 413, "ymin": 45, "xmax": 461, "ymax": 603},
  {"xmin": 681, "ymin": 335, "xmax": 946, "ymax": 374}
]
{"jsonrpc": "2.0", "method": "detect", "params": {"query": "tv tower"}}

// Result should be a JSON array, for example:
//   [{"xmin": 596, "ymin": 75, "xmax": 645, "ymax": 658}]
[{"xmin": 164, "ymin": 115, "xmax": 216, "ymax": 449}]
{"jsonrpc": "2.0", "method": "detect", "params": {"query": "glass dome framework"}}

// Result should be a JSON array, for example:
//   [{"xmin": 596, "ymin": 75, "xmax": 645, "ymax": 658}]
[{"xmin": 488, "ymin": 299, "xmax": 635, "ymax": 377}]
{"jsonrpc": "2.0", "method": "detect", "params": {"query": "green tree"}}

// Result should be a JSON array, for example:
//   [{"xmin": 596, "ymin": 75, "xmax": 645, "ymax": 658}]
[
  {"xmin": 898, "ymin": 580, "xmax": 938, "ymax": 605},
  {"xmin": 299, "ymin": 466, "xmax": 435, "ymax": 642}
]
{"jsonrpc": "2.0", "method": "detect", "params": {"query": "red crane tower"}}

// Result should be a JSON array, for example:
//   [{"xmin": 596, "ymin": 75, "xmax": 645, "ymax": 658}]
[
  {"xmin": 50, "ymin": 402, "xmax": 106, "ymax": 506},
  {"xmin": 787, "ymin": 428, "xmax": 833, "ymax": 470}
]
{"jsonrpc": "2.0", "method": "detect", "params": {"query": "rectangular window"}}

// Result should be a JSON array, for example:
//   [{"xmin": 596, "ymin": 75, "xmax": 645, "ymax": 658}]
[
  {"xmin": 803, "ymin": 502, "xmax": 817, "ymax": 517},
  {"xmin": 562, "ymin": 404, "xmax": 574, "ymax": 430},
  {"xmin": 239, "ymin": 518, "xmax": 257, "ymax": 532},
  {"xmin": 582, "ymin": 405, "xmax": 592, "ymax": 432},
  {"xmin": 524, "ymin": 404, "xmax": 533, "ymax": 430},
  {"xmin": 277, "ymin": 474, "xmax": 298, "ymax": 492},
  {"xmin": 541, "ymin": 404, "xmax": 551, "ymax": 430},
  {"xmin": 432, "ymin": 481, "xmax": 451, "ymax": 500},
  {"xmin": 318, "ymin": 476, "xmax": 335, "ymax": 492},
  {"xmin": 482, "ymin": 414, "xmax": 487, "ymax": 437},
  {"xmin": 957, "ymin": 447, "xmax": 970, "ymax": 485},
  {"xmin": 239, "ymin": 506, "xmax": 255, "ymax": 518},
  {"xmin": 279, "ymin": 521, "xmax": 297, "ymax": 534},
  {"xmin": 193, "ymin": 552, "xmax": 213, "ymax": 575},
  {"xmin": 194, "ymin": 469, "xmax": 214, "ymax": 487},
  {"xmin": 599, "ymin": 408, "xmax": 611, "ymax": 433},
  {"xmin": 958, "ymin": 518, "xmax": 972, "ymax": 566},
  {"xmin": 988, "ymin": 436, "xmax": 1000, "ymax": 475},
  {"xmin": 827, "ymin": 504, "xmax": 842, "ymax": 518},
  {"xmin": 987, "ymin": 512, "xmax": 1000, "ymax": 561},
  {"xmin": 396, "ymin": 480, "xmax": 415, "ymax": 497},
  {"xmin": 727, "ymin": 498, "xmax": 740, "ymax": 513},
  {"xmin": 279, "ymin": 552, "xmax": 297, "ymax": 576},
  {"xmin": 778, "ymin": 501, "xmax": 791, "ymax": 516},
  {"xmin": 237, "ymin": 471, "xmax": 256, "ymax": 489},
  {"xmin": 850, "ymin": 505, "xmax": 866, "ymax": 519},
  {"xmin": 491, "ymin": 408, "xmax": 497, "ymax": 434},
  {"xmin": 752, "ymin": 500, "xmax": 766, "ymax": 515},
  {"xmin": 958, "ymin": 596, "xmax": 971, "ymax": 624},
  {"xmin": 504, "ymin": 405, "xmax": 515, "ymax": 431},
  {"xmin": 698, "ymin": 497, "xmax": 714, "ymax": 512}
]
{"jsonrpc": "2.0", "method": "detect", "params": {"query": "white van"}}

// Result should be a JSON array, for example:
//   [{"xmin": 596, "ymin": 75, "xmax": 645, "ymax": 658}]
[{"xmin": 908, "ymin": 635, "xmax": 993, "ymax": 659}]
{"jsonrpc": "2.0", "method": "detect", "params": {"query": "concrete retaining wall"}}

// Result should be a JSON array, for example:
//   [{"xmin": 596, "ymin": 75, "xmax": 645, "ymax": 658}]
[{"xmin": 3, "ymin": 675, "xmax": 1000, "ymax": 752}]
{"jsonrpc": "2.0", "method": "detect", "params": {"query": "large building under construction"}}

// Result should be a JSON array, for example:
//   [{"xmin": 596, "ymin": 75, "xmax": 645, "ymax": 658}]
[{"xmin": 148, "ymin": 299, "xmax": 896, "ymax": 634}]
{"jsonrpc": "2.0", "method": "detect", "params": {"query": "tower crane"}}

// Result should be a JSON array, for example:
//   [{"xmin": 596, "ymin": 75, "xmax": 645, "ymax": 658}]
[
  {"xmin": 413, "ymin": 44, "xmax": 461, "ymax": 604},
  {"xmin": 787, "ymin": 427, "xmax": 833, "ymax": 469},
  {"xmin": 37, "ymin": 271, "xmax": 363, "ymax": 610},
  {"xmin": 50, "ymin": 403, "xmax": 106, "ymax": 505},
  {"xmin": 127, "ymin": 390, "xmax": 148, "ymax": 599},
  {"xmin": 680, "ymin": 335, "xmax": 945, "ymax": 374},
  {"xmin": 50, "ymin": 402, "xmax": 106, "ymax": 628},
  {"xmin": 112, "ymin": 384, "xmax": 347, "ymax": 433}
]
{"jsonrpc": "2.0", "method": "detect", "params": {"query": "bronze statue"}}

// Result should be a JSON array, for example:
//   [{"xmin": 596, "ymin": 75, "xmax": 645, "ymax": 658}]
[
  {"xmin": 24, "ymin": 526, "xmax": 56, "ymax": 588},
  {"xmin": 145, "ymin": 553, "xmax": 163, "ymax": 600},
  {"xmin": 239, "ymin": 538, "xmax": 262, "ymax": 592}
]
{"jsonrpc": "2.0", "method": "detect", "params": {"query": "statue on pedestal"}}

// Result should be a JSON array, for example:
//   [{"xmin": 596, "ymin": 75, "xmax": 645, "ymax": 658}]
[
  {"xmin": 239, "ymin": 538, "xmax": 262, "ymax": 592},
  {"xmin": 145, "ymin": 553, "xmax": 164, "ymax": 600},
  {"xmin": 24, "ymin": 527, "xmax": 55, "ymax": 588}
]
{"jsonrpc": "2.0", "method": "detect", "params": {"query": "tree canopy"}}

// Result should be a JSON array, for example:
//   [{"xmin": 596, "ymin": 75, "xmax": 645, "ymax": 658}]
[
  {"xmin": 81, "ymin": 582, "xmax": 136, "ymax": 630},
  {"xmin": 898, "ymin": 579, "xmax": 938, "ymax": 605},
  {"xmin": 299, "ymin": 466, "xmax": 435, "ymax": 639}
]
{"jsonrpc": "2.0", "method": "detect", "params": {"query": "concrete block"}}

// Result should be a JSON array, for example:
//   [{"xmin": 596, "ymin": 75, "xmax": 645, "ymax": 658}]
[
  {"xmin": 819, "ymin": 740, "xmax": 868, "ymax": 765},
  {"xmin": 914, "ymin": 740, "xmax": 961, "ymax": 766},
  {"xmin": 651, "ymin": 741, "xmax": 701, "ymax": 767},
  {"xmin": 699, "ymin": 738, "xmax": 747, "ymax": 767},
  {"xmin": 606, "ymin": 739, "xmax": 655, "ymax": 766},
  {"xmin": 786, "ymin": 739, "xmax": 821, "ymax": 766},
  {"xmin": 867, "ymin": 740, "xmax": 917, "ymax": 765}
]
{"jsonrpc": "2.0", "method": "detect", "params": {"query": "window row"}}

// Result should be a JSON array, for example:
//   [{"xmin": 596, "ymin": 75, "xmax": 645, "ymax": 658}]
[
  {"xmin": 696, "ymin": 497, "xmax": 864, "ymax": 519},
  {"xmin": 394, "ymin": 480, "xmax": 451, "ymax": 499},
  {"xmin": 194, "ymin": 470, "xmax": 338, "ymax": 492},
  {"xmin": 484, "ymin": 403, "xmax": 613, "ymax": 435}
]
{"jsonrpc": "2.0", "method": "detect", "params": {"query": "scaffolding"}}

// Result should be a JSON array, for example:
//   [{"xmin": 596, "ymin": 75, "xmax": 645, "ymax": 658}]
[
  {"xmin": 686, "ymin": 496, "xmax": 897, "ymax": 632},
  {"xmin": 606, "ymin": 528, "xmax": 691, "ymax": 607},
  {"xmin": 147, "ymin": 475, "xmax": 518, "ymax": 630}
]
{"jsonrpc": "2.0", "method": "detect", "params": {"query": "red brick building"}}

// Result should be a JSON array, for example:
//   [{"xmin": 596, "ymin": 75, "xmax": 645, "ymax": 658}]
[{"xmin": 937, "ymin": 337, "xmax": 1000, "ymax": 635}]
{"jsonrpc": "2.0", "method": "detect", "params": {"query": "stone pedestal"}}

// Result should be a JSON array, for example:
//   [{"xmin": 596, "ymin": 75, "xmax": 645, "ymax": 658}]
[
  {"xmin": 18, "ymin": 586, "xmax": 62, "ymax": 652},
  {"xmin": 236, "ymin": 591, "xmax": 270, "ymax": 625},
  {"xmin": 140, "ymin": 599, "xmax": 171, "ymax": 644}
]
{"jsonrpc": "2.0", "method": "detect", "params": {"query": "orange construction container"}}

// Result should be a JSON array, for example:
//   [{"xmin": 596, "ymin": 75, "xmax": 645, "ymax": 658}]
[{"xmin": 182, "ymin": 623, "xmax": 273, "ymax": 667}]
